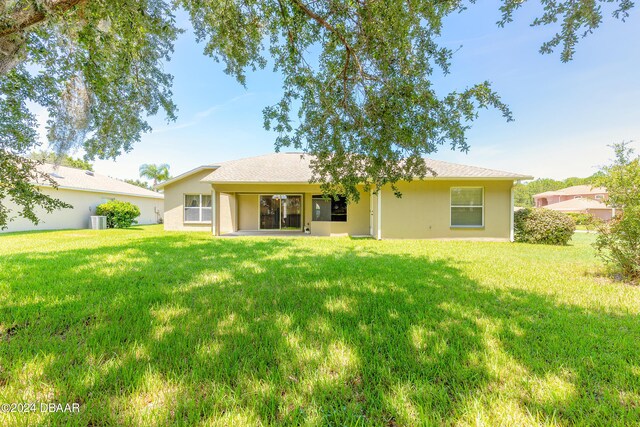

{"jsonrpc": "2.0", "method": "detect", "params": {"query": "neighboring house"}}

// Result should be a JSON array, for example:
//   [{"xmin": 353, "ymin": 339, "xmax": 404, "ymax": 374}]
[
  {"xmin": 156, "ymin": 152, "xmax": 532, "ymax": 240},
  {"xmin": 533, "ymin": 185, "xmax": 614, "ymax": 221},
  {"xmin": 533, "ymin": 185, "xmax": 607, "ymax": 207},
  {"xmin": 1, "ymin": 163, "xmax": 164, "ymax": 233}
]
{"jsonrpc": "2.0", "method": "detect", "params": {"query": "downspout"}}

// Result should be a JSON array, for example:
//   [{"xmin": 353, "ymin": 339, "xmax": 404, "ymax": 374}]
[
  {"xmin": 510, "ymin": 182, "xmax": 515, "ymax": 242},
  {"xmin": 377, "ymin": 188, "xmax": 382, "ymax": 240}
]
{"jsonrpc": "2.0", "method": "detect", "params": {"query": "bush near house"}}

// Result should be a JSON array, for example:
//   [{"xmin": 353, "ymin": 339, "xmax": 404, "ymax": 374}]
[
  {"xmin": 594, "ymin": 142, "xmax": 640, "ymax": 282},
  {"xmin": 96, "ymin": 200, "xmax": 140, "ymax": 228},
  {"xmin": 595, "ymin": 206, "xmax": 640, "ymax": 281},
  {"xmin": 514, "ymin": 208, "xmax": 575, "ymax": 245},
  {"xmin": 565, "ymin": 212, "xmax": 593, "ymax": 226}
]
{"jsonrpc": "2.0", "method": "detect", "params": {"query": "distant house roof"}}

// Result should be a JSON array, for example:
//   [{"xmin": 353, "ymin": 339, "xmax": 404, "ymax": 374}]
[
  {"xmin": 534, "ymin": 185, "xmax": 607, "ymax": 199},
  {"xmin": 36, "ymin": 163, "xmax": 164, "ymax": 199},
  {"xmin": 200, "ymin": 152, "xmax": 533, "ymax": 184},
  {"xmin": 543, "ymin": 198, "xmax": 611, "ymax": 212}
]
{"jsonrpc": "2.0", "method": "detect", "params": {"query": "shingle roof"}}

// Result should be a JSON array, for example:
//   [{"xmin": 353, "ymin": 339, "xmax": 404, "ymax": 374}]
[
  {"xmin": 543, "ymin": 198, "xmax": 611, "ymax": 211},
  {"xmin": 35, "ymin": 163, "xmax": 164, "ymax": 199},
  {"xmin": 534, "ymin": 185, "xmax": 607, "ymax": 198},
  {"xmin": 201, "ymin": 152, "xmax": 532, "ymax": 183},
  {"xmin": 155, "ymin": 165, "xmax": 221, "ymax": 189}
]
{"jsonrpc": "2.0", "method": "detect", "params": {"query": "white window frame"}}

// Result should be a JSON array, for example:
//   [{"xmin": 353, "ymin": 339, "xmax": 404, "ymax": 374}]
[
  {"xmin": 450, "ymin": 187, "xmax": 484, "ymax": 228},
  {"xmin": 184, "ymin": 194, "xmax": 212, "ymax": 224}
]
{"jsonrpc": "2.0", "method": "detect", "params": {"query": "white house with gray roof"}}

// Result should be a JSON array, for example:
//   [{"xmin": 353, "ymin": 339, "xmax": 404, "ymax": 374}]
[
  {"xmin": 156, "ymin": 152, "xmax": 532, "ymax": 240},
  {"xmin": 1, "ymin": 163, "xmax": 164, "ymax": 233}
]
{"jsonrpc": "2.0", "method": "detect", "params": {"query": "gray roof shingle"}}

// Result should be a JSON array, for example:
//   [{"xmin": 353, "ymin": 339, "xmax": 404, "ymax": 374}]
[
  {"xmin": 36, "ymin": 163, "xmax": 164, "ymax": 199},
  {"xmin": 201, "ymin": 152, "xmax": 532, "ymax": 183}
]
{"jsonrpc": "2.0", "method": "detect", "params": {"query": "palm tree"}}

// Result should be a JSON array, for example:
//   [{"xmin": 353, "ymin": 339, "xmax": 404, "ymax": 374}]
[{"xmin": 139, "ymin": 163, "xmax": 170, "ymax": 186}]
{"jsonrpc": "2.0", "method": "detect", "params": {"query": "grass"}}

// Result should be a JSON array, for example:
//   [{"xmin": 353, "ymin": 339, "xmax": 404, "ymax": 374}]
[{"xmin": 0, "ymin": 225, "xmax": 639, "ymax": 426}]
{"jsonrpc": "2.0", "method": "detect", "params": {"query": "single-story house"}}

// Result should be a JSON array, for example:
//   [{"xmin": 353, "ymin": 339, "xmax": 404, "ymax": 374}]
[
  {"xmin": 1, "ymin": 163, "xmax": 164, "ymax": 233},
  {"xmin": 542, "ymin": 197, "xmax": 616, "ymax": 222},
  {"xmin": 156, "ymin": 153, "xmax": 532, "ymax": 240}
]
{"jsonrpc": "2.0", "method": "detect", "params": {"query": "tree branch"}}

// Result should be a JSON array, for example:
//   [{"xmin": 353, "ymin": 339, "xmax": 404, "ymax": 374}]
[
  {"xmin": 289, "ymin": 0, "xmax": 366, "ymax": 79},
  {"xmin": 0, "ymin": 0, "xmax": 85, "ymax": 38}
]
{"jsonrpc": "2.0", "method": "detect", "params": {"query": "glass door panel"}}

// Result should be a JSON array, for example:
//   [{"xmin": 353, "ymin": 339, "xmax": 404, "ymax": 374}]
[
  {"xmin": 259, "ymin": 195, "xmax": 303, "ymax": 230},
  {"xmin": 281, "ymin": 195, "xmax": 302, "ymax": 230},
  {"xmin": 259, "ymin": 195, "xmax": 280, "ymax": 230}
]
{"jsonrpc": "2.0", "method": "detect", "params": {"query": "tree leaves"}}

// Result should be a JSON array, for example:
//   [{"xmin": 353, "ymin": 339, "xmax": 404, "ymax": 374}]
[{"xmin": 0, "ymin": 0, "xmax": 634, "ymax": 226}]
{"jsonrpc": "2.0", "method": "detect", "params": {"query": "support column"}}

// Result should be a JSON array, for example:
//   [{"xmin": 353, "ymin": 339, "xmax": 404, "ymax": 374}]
[
  {"xmin": 212, "ymin": 186, "xmax": 221, "ymax": 236},
  {"xmin": 510, "ymin": 182, "xmax": 515, "ymax": 242},
  {"xmin": 233, "ymin": 193, "xmax": 239, "ymax": 232}
]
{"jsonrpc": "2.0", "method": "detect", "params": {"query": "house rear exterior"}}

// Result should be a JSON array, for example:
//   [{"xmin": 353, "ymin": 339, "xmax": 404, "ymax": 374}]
[{"xmin": 157, "ymin": 153, "xmax": 532, "ymax": 240}]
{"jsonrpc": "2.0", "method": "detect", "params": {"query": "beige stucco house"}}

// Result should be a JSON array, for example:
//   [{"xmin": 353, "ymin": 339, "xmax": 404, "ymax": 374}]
[
  {"xmin": 2, "ymin": 163, "xmax": 164, "ymax": 233},
  {"xmin": 157, "ymin": 153, "xmax": 532, "ymax": 240}
]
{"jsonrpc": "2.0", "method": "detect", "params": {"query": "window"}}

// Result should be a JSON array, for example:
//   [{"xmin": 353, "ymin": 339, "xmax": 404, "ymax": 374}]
[
  {"xmin": 312, "ymin": 195, "xmax": 347, "ymax": 222},
  {"xmin": 184, "ymin": 194, "xmax": 212, "ymax": 223},
  {"xmin": 450, "ymin": 187, "xmax": 483, "ymax": 228},
  {"xmin": 595, "ymin": 194, "xmax": 604, "ymax": 200}
]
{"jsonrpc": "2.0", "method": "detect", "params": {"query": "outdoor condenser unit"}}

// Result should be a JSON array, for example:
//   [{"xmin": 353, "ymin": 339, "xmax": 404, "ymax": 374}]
[{"xmin": 90, "ymin": 216, "xmax": 107, "ymax": 230}]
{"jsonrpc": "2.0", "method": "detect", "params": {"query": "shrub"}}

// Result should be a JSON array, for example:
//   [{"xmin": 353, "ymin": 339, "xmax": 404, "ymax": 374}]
[
  {"xmin": 514, "ymin": 208, "xmax": 575, "ymax": 245},
  {"xmin": 566, "ymin": 212, "xmax": 593, "ymax": 226},
  {"xmin": 96, "ymin": 200, "xmax": 140, "ymax": 228},
  {"xmin": 595, "ymin": 207, "xmax": 640, "ymax": 281}
]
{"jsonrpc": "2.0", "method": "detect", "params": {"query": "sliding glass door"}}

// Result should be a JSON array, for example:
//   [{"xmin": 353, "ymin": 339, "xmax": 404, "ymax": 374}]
[{"xmin": 259, "ymin": 195, "xmax": 302, "ymax": 230}]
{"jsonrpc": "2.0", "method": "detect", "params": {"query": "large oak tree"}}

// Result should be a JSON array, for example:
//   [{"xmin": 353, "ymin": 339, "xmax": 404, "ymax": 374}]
[{"xmin": 0, "ymin": 0, "xmax": 634, "ymax": 228}]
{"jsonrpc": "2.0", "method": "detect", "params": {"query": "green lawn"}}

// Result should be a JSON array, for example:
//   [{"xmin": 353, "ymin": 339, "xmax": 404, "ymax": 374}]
[{"xmin": 1, "ymin": 226, "xmax": 638, "ymax": 426}]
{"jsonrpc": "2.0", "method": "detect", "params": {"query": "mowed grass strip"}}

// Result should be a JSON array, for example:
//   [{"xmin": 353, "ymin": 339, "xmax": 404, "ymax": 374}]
[{"xmin": 0, "ymin": 226, "xmax": 638, "ymax": 426}]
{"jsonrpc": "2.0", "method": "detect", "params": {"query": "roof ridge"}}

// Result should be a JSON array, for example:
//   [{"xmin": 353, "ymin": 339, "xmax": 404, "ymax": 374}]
[{"xmin": 424, "ymin": 158, "xmax": 523, "ymax": 175}]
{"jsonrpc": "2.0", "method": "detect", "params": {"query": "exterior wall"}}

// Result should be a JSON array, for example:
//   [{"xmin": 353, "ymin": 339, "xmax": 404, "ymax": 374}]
[
  {"xmin": 307, "ymin": 190, "xmax": 370, "ymax": 236},
  {"xmin": 212, "ymin": 184, "xmax": 371, "ymax": 236},
  {"xmin": 238, "ymin": 194, "xmax": 259, "ymax": 230},
  {"xmin": 163, "ymin": 170, "xmax": 216, "ymax": 232},
  {"xmin": 379, "ymin": 180, "xmax": 513, "ymax": 240},
  {"xmin": 171, "ymin": 180, "xmax": 513, "ymax": 239},
  {"xmin": 1, "ymin": 187, "xmax": 163, "ymax": 233},
  {"xmin": 589, "ymin": 209, "xmax": 613, "ymax": 222}
]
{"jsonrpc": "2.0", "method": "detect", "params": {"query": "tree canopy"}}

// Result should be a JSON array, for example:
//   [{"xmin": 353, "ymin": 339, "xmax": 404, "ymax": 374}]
[
  {"xmin": 0, "ymin": 0, "xmax": 634, "ymax": 227},
  {"xmin": 139, "ymin": 163, "xmax": 171, "ymax": 186},
  {"xmin": 30, "ymin": 149, "xmax": 94, "ymax": 170}
]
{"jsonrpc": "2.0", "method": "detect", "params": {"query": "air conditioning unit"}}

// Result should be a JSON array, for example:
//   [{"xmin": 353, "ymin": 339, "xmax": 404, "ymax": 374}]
[{"xmin": 90, "ymin": 216, "xmax": 107, "ymax": 230}]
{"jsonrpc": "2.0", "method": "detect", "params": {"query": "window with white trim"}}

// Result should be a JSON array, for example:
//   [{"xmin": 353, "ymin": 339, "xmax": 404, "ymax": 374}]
[
  {"xmin": 450, "ymin": 187, "xmax": 484, "ymax": 227},
  {"xmin": 312, "ymin": 195, "xmax": 347, "ymax": 222},
  {"xmin": 184, "ymin": 194, "xmax": 212, "ymax": 223}
]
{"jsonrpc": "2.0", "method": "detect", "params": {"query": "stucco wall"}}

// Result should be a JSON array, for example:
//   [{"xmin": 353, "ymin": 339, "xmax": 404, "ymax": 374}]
[
  {"xmin": 1, "ymin": 187, "xmax": 163, "ymax": 233},
  {"xmin": 173, "ymin": 180, "xmax": 513, "ymax": 239},
  {"xmin": 163, "ymin": 170, "xmax": 213, "ymax": 232},
  {"xmin": 379, "ymin": 180, "xmax": 513, "ymax": 240},
  {"xmin": 212, "ymin": 184, "xmax": 371, "ymax": 236},
  {"xmin": 238, "ymin": 194, "xmax": 259, "ymax": 230}
]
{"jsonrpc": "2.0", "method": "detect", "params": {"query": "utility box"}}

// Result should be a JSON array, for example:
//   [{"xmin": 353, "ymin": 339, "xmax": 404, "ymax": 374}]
[{"xmin": 90, "ymin": 216, "xmax": 107, "ymax": 230}]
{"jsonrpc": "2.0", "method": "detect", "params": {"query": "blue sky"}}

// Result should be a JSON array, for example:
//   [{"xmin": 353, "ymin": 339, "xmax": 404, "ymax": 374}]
[{"xmin": 54, "ymin": 1, "xmax": 640, "ymax": 182}]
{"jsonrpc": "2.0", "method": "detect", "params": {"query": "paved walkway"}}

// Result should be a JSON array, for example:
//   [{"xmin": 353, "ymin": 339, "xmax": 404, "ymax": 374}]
[{"xmin": 220, "ymin": 230, "xmax": 310, "ymax": 237}]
